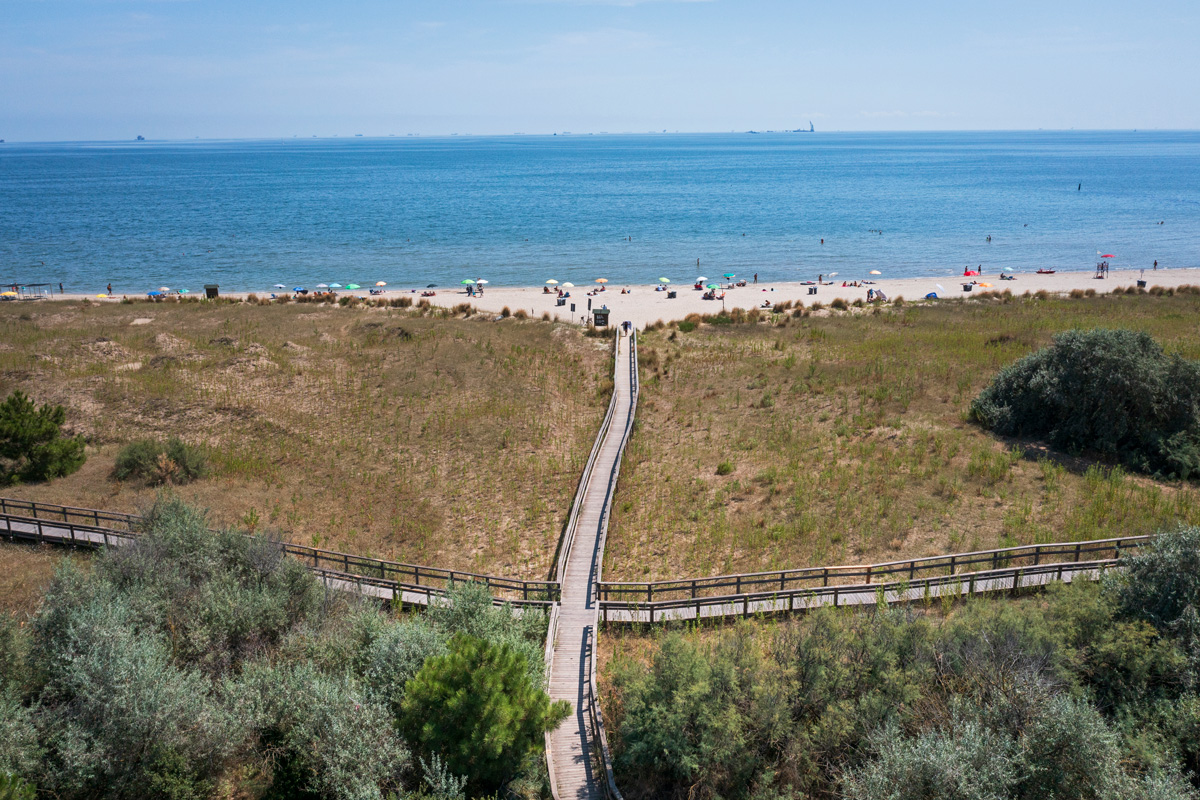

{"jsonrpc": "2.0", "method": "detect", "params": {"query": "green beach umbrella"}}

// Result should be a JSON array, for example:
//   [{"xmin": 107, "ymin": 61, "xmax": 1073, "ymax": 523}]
[
  {"xmin": 461, "ymin": 279, "xmax": 476, "ymax": 285},
  {"xmin": 706, "ymin": 283, "xmax": 719, "ymax": 289},
  {"xmin": 658, "ymin": 277, "xmax": 671, "ymax": 283},
  {"xmin": 345, "ymin": 283, "xmax": 361, "ymax": 290}
]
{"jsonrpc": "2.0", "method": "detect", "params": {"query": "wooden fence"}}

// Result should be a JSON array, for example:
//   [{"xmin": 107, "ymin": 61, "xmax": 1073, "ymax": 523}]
[
  {"xmin": 0, "ymin": 501, "xmax": 558, "ymax": 605},
  {"xmin": 599, "ymin": 557, "xmax": 1131, "ymax": 624},
  {"xmin": 598, "ymin": 536, "xmax": 1150, "ymax": 605}
]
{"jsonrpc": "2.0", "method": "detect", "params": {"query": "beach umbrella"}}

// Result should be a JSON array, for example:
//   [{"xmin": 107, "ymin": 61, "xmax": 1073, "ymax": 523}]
[
  {"xmin": 659, "ymin": 277, "xmax": 671, "ymax": 283},
  {"xmin": 147, "ymin": 290, "xmax": 163, "ymax": 297},
  {"xmin": 95, "ymin": 294, "xmax": 107, "ymax": 298},
  {"xmin": 427, "ymin": 283, "xmax": 437, "ymax": 288},
  {"xmin": 461, "ymin": 279, "xmax": 476, "ymax": 285},
  {"xmin": 935, "ymin": 284, "xmax": 946, "ymax": 294},
  {"xmin": 316, "ymin": 283, "xmax": 329, "ymax": 289},
  {"xmin": 562, "ymin": 282, "xmax": 575, "ymax": 288},
  {"xmin": 375, "ymin": 281, "xmax": 387, "ymax": 286},
  {"xmin": 1002, "ymin": 266, "xmax": 1014, "ymax": 273},
  {"xmin": 476, "ymin": 279, "xmax": 488, "ymax": 285},
  {"xmin": 546, "ymin": 279, "xmax": 559, "ymax": 285},
  {"xmin": 595, "ymin": 278, "xmax": 608, "ymax": 284},
  {"xmin": 274, "ymin": 283, "xmax": 286, "ymax": 289},
  {"xmin": 1101, "ymin": 254, "xmax": 1116, "ymax": 259},
  {"xmin": 158, "ymin": 286, "xmax": 170, "ymax": 292},
  {"xmin": 345, "ymin": 283, "xmax": 361, "ymax": 290},
  {"xmin": 723, "ymin": 273, "xmax": 736, "ymax": 279},
  {"xmin": 696, "ymin": 276, "xmax": 708, "ymax": 282},
  {"xmin": 869, "ymin": 270, "xmax": 882, "ymax": 275},
  {"xmin": 294, "ymin": 287, "xmax": 305, "ymax": 292},
  {"xmin": 706, "ymin": 283, "xmax": 720, "ymax": 289},
  {"xmin": 329, "ymin": 283, "xmax": 342, "ymax": 289},
  {"xmin": 178, "ymin": 289, "xmax": 189, "ymax": 294},
  {"xmin": 0, "ymin": 291, "xmax": 17, "ymax": 297},
  {"xmin": 828, "ymin": 272, "xmax": 839, "ymax": 278}
]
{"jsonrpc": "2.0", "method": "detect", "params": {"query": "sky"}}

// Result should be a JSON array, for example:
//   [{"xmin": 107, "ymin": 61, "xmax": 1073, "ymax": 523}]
[{"xmin": 2, "ymin": 0, "xmax": 1198, "ymax": 141}]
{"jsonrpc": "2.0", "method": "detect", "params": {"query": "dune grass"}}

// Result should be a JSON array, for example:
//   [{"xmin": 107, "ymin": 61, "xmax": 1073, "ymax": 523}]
[
  {"xmin": 605, "ymin": 291, "xmax": 1200, "ymax": 580},
  {"xmin": 0, "ymin": 300, "xmax": 611, "ymax": 578},
  {"xmin": 0, "ymin": 542, "xmax": 87, "ymax": 617}
]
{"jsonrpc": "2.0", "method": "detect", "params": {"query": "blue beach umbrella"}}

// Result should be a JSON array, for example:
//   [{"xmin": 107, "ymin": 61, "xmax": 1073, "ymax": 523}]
[
  {"xmin": 293, "ymin": 287, "xmax": 305, "ymax": 292},
  {"xmin": 147, "ymin": 290, "xmax": 163, "ymax": 297}
]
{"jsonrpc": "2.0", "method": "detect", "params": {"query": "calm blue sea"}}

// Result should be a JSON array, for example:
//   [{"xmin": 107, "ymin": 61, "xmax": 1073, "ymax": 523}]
[{"xmin": 2, "ymin": 131, "xmax": 1197, "ymax": 294}]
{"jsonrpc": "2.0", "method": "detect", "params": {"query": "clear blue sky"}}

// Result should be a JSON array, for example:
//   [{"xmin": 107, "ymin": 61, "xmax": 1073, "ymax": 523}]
[{"xmin": 3, "ymin": 0, "xmax": 1197, "ymax": 141}]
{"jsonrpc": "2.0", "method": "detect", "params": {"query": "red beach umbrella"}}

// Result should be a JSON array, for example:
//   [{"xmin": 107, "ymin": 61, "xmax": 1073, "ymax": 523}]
[{"xmin": 1101, "ymin": 254, "xmax": 1116, "ymax": 259}]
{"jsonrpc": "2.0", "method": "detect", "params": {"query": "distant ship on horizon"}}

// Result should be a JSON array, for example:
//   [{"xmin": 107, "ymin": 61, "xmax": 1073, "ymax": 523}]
[{"xmin": 748, "ymin": 122, "xmax": 815, "ymax": 134}]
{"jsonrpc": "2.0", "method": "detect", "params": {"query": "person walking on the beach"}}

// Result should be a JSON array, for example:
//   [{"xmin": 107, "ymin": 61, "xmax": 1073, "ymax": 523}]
[
  {"xmin": 1154, "ymin": 260, "xmax": 1158, "ymax": 270},
  {"xmin": 753, "ymin": 273, "xmax": 758, "ymax": 284},
  {"xmin": 106, "ymin": 283, "xmax": 112, "ymax": 295}
]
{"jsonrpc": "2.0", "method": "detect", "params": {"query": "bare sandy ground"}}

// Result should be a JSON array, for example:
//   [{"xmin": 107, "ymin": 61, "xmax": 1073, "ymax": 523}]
[{"xmin": 43, "ymin": 266, "xmax": 1200, "ymax": 329}]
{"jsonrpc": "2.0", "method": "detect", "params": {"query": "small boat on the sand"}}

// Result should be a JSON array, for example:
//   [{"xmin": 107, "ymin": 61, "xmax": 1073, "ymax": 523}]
[{"xmin": 1036, "ymin": 269, "xmax": 1056, "ymax": 274}]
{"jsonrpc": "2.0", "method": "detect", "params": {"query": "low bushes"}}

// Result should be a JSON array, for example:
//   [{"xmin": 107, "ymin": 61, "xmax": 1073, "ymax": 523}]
[
  {"xmin": 608, "ymin": 524, "xmax": 1200, "ymax": 800},
  {"xmin": 114, "ymin": 437, "xmax": 208, "ymax": 485},
  {"xmin": 970, "ymin": 328, "xmax": 1200, "ymax": 479},
  {"xmin": 0, "ymin": 497, "xmax": 560, "ymax": 799},
  {"xmin": 0, "ymin": 391, "xmax": 86, "ymax": 485}
]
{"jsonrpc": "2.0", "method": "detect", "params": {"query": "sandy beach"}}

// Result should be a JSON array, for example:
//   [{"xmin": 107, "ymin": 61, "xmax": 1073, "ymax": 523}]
[{"xmin": 43, "ymin": 267, "xmax": 1200, "ymax": 329}]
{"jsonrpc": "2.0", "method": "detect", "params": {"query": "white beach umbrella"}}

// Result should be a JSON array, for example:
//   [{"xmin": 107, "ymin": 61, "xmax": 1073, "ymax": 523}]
[
  {"xmin": 562, "ymin": 282, "xmax": 575, "ymax": 288},
  {"xmin": 546, "ymin": 279, "xmax": 559, "ymax": 285},
  {"xmin": 696, "ymin": 276, "xmax": 708, "ymax": 282},
  {"xmin": 316, "ymin": 283, "xmax": 329, "ymax": 289},
  {"xmin": 273, "ymin": 283, "xmax": 286, "ymax": 289},
  {"xmin": 477, "ymin": 279, "xmax": 489, "ymax": 285}
]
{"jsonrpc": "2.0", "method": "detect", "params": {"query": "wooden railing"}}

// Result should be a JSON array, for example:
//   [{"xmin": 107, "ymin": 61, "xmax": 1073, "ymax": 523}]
[
  {"xmin": 586, "ymin": 625, "xmax": 624, "ymax": 800},
  {"xmin": 599, "ymin": 557, "xmax": 1130, "ymax": 624},
  {"xmin": 586, "ymin": 329, "xmax": 636, "ymax": 799},
  {"xmin": 0, "ymin": 500, "xmax": 558, "ymax": 605},
  {"xmin": 552, "ymin": 328, "xmax": 621, "ymax": 584},
  {"xmin": 598, "ymin": 536, "xmax": 1150, "ymax": 605}
]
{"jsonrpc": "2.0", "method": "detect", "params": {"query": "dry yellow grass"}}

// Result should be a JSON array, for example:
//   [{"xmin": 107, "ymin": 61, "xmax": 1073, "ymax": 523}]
[
  {"xmin": 605, "ymin": 291, "xmax": 1200, "ymax": 581},
  {"xmin": 0, "ymin": 542, "xmax": 88, "ymax": 617},
  {"xmin": 0, "ymin": 299, "xmax": 612, "ymax": 578}
]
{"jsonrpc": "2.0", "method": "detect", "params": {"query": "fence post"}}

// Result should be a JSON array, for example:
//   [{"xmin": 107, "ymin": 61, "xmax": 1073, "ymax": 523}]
[
  {"xmin": 691, "ymin": 579, "xmax": 697, "ymax": 599},
  {"xmin": 1033, "ymin": 545, "xmax": 1041, "ymax": 566},
  {"xmin": 647, "ymin": 583, "xmax": 653, "ymax": 603},
  {"xmin": 909, "ymin": 560, "xmax": 915, "ymax": 580},
  {"xmin": 949, "ymin": 555, "xmax": 956, "ymax": 575},
  {"xmin": 865, "ymin": 566, "xmax": 872, "ymax": 585},
  {"xmin": 823, "ymin": 568, "xmax": 829, "ymax": 587},
  {"xmin": 969, "ymin": 574, "xmax": 976, "ymax": 595},
  {"xmin": 833, "ymin": 587, "xmax": 839, "ymax": 607},
  {"xmin": 1074, "ymin": 543, "xmax": 1082, "ymax": 562}
]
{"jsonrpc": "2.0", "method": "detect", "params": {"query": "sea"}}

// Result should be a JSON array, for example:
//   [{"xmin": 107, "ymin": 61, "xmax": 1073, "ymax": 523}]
[{"xmin": 2, "ymin": 131, "xmax": 1198, "ymax": 294}]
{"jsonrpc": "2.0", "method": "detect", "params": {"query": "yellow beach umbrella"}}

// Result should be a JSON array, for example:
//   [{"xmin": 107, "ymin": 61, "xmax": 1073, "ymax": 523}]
[
  {"xmin": 869, "ymin": 270, "xmax": 882, "ymax": 275},
  {"xmin": 595, "ymin": 278, "xmax": 608, "ymax": 284},
  {"xmin": 0, "ymin": 291, "xmax": 17, "ymax": 297},
  {"xmin": 375, "ymin": 281, "xmax": 387, "ymax": 287}
]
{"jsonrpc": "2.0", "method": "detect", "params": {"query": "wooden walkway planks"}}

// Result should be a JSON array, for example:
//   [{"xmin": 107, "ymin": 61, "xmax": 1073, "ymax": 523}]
[{"xmin": 547, "ymin": 329, "xmax": 636, "ymax": 800}]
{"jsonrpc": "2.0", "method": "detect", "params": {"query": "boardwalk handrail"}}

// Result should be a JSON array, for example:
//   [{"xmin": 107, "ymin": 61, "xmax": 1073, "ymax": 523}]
[
  {"xmin": 584, "ymin": 328, "xmax": 636, "ymax": 798},
  {"xmin": 599, "ymin": 535, "xmax": 1152, "ymax": 604},
  {"xmin": 601, "ymin": 558, "xmax": 1125, "ymax": 623},
  {"xmin": 587, "ymin": 626, "xmax": 625, "ymax": 800},
  {"xmin": 552, "ymin": 328, "xmax": 622, "ymax": 584},
  {"xmin": 0, "ymin": 505, "xmax": 558, "ymax": 605}
]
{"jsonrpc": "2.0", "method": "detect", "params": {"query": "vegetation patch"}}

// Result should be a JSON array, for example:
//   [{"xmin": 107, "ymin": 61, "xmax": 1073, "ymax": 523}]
[
  {"xmin": 0, "ymin": 391, "xmax": 85, "ymax": 485},
  {"xmin": 607, "ymin": 293, "xmax": 1200, "ymax": 579},
  {"xmin": 603, "ymin": 525, "xmax": 1200, "ymax": 800},
  {"xmin": 0, "ymin": 496, "xmax": 561, "ymax": 799},
  {"xmin": 113, "ymin": 437, "xmax": 208, "ymax": 485},
  {"xmin": 971, "ymin": 328, "xmax": 1200, "ymax": 480}
]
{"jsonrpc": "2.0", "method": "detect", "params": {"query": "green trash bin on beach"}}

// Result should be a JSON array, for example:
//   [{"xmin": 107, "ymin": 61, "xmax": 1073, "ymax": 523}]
[{"xmin": 204, "ymin": 284, "xmax": 219, "ymax": 299}]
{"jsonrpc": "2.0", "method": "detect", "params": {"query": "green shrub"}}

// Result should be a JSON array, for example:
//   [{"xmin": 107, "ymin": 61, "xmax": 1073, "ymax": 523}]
[
  {"xmin": 0, "ymin": 390, "xmax": 86, "ymax": 484},
  {"xmin": 677, "ymin": 320, "xmax": 697, "ymax": 333},
  {"xmin": 970, "ymin": 329, "xmax": 1200, "ymax": 479},
  {"xmin": 0, "ymin": 773, "xmax": 35, "ymax": 800},
  {"xmin": 240, "ymin": 662, "xmax": 408, "ymax": 800},
  {"xmin": 400, "ymin": 634, "xmax": 569, "ymax": 795},
  {"xmin": 844, "ymin": 715, "xmax": 1017, "ymax": 800},
  {"xmin": 114, "ymin": 437, "xmax": 208, "ymax": 485},
  {"xmin": 0, "ymin": 688, "xmax": 40, "ymax": 781},
  {"xmin": 716, "ymin": 460, "xmax": 735, "ymax": 476}
]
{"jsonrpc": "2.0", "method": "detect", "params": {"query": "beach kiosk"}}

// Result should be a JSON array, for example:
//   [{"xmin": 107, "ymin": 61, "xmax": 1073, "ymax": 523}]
[
  {"xmin": 204, "ymin": 284, "xmax": 219, "ymax": 299},
  {"xmin": 592, "ymin": 306, "xmax": 611, "ymax": 327}
]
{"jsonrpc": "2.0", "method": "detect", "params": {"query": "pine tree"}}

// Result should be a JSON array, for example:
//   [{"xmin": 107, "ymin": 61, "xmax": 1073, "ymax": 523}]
[{"xmin": 0, "ymin": 390, "xmax": 86, "ymax": 484}]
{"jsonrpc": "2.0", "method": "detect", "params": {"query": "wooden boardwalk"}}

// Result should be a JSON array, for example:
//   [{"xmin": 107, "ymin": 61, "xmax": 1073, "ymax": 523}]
[{"xmin": 546, "ymin": 329, "xmax": 637, "ymax": 800}]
